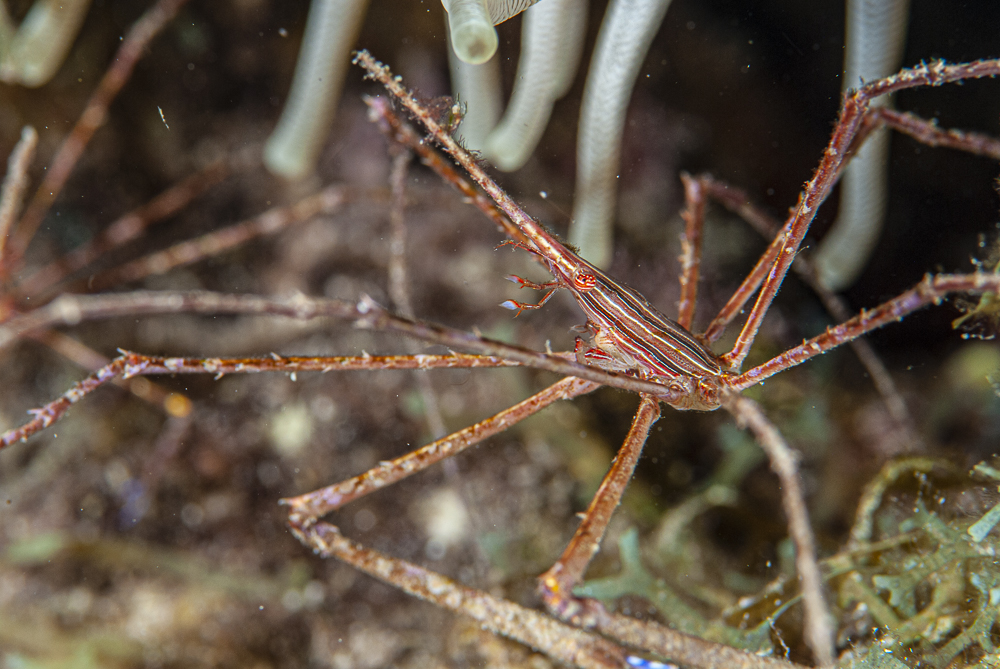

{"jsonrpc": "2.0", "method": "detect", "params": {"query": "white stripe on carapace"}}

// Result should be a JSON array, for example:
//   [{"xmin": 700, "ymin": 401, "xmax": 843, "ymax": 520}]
[{"xmin": 538, "ymin": 252, "xmax": 722, "ymax": 381}]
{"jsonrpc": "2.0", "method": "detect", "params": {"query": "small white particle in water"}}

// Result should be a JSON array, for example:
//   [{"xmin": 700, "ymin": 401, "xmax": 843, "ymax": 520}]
[
  {"xmin": 157, "ymin": 106, "xmax": 169, "ymax": 129},
  {"xmin": 267, "ymin": 402, "xmax": 314, "ymax": 455},
  {"xmin": 539, "ymin": 191, "xmax": 548, "ymax": 199}
]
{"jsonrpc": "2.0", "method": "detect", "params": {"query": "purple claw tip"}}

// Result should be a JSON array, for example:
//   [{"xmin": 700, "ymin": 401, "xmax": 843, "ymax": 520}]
[{"xmin": 499, "ymin": 301, "xmax": 519, "ymax": 311}]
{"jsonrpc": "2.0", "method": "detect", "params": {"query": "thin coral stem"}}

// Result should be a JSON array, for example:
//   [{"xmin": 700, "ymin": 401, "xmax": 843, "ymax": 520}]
[
  {"xmin": 6, "ymin": 0, "xmax": 192, "ymax": 269},
  {"xmin": 16, "ymin": 160, "xmax": 228, "ymax": 300},
  {"xmin": 281, "ymin": 376, "xmax": 599, "ymax": 523},
  {"xmin": 722, "ymin": 392, "xmax": 834, "ymax": 666},
  {"xmin": 85, "ymin": 184, "xmax": 350, "ymax": 292},
  {"xmin": 386, "ymin": 148, "xmax": 448, "ymax": 439},
  {"xmin": 0, "ymin": 126, "xmax": 37, "ymax": 260}
]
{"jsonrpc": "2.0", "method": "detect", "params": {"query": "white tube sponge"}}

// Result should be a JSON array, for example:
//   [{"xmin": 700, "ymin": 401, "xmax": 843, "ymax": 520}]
[
  {"xmin": 263, "ymin": 0, "xmax": 370, "ymax": 180},
  {"xmin": 0, "ymin": 0, "xmax": 92, "ymax": 88},
  {"xmin": 442, "ymin": 0, "xmax": 499, "ymax": 65},
  {"xmin": 814, "ymin": 0, "xmax": 910, "ymax": 291},
  {"xmin": 443, "ymin": 0, "xmax": 539, "ymax": 64},
  {"xmin": 448, "ymin": 42, "xmax": 502, "ymax": 152},
  {"xmin": 482, "ymin": 0, "xmax": 587, "ymax": 171},
  {"xmin": 569, "ymin": 0, "xmax": 673, "ymax": 267}
]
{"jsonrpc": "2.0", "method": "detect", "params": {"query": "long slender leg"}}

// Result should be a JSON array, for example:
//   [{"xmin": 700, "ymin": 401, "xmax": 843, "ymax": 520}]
[
  {"xmin": 698, "ymin": 175, "xmax": 918, "ymax": 438},
  {"xmin": 283, "ymin": 376, "xmax": 600, "ymax": 523},
  {"xmin": 812, "ymin": 0, "xmax": 910, "ymax": 292},
  {"xmin": 676, "ymin": 173, "xmax": 705, "ymax": 331},
  {"xmin": 858, "ymin": 107, "xmax": 1000, "ymax": 163},
  {"xmin": 537, "ymin": 394, "xmax": 660, "ymax": 626},
  {"xmin": 720, "ymin": 59, "xmax": 1000, "ymax": 371},
  {"xmin": 293, "ymin": 518, "xmax": 810, "ymax": 669},
  {"xmin": 0, "ymin": 350, "xmax": 546, "ymax": 448},
  {"xmin": 27, "ymin": 329, "xmax": 190, "ymax": 415},
  {"xmin": 0, "ymin": 290, "xmax": 672, "ymax": 397},
  {"xmin": 366, "ymin": 95, "xmax": 532, "ymax": 247},
  {"xmin": 733, "ymin": 272, "xmax": 1000, "ymax": 390},
  {"xmin": 704, "ymin": 109, "xmax": 1000, "ymax": 344},
  {"xmin": 291, "ymin": 520, "xmax": 629, "ymax": 669}
]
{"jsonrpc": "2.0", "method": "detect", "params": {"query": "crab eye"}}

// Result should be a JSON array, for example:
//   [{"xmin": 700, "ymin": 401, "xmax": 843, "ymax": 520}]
[{"xmin": 574, "ymin": 272, "xmax": 598, "ymax": 292}]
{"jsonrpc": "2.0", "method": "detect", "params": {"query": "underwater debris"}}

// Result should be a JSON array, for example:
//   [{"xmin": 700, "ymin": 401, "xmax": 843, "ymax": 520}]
[{"xmin": 578, "ymin": 457, "xmax": 1000, "ymax": 668}]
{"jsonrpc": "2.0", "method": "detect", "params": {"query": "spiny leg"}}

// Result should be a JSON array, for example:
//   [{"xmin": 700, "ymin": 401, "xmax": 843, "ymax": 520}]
[
  {"xmin": 291, "ymin": 519, "xmax": 631, "ymax": 669},
  {"xmin": 695, "ymin": 174, "xmax": 918, "ymax": 440},
  {"xmin": 0, "ymin": 350, "xmax": 537, "ymax": 448},
  {"xmin": 677, "ymin": 184, "xmax": 835, "ymax": 662},
  {"xmin": 676, "ymin": 173, "xmax": 706, "ymax": 331},
  {"xmin": 537, "ymin": 394, "xmax": 660, "ymax": 627},
  {"xmin": 365, "ymin": 95, "xmax": 534, "ymax": 248},
  {"xmin": 0, "ymin": 290, "xmax": 672, "ymax": 397},
  {"xmin": 855, "ymin": 107, "xmax": 1000, "ymax": 164},
  {"xmin": 720, "ymin": 59, "xmax": 1000, "ymax": 372},
  {"xmin": 733, "ymin": 272, "xmax": 1000, "ymax": 390},
  {"xmin": 534, "ymin": 394, "xmax": 815, "ymax": 669},
  {"xmin": 293, "ymin": 517, "xmax": 810, "ymax": 669},
  {"xmin": 282, "ymin": 375, "xmax": 600, "ymax": 523},
  {"xmin": 703, "ymin": 106, "xmax": 1000, "ymax": 346}
]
